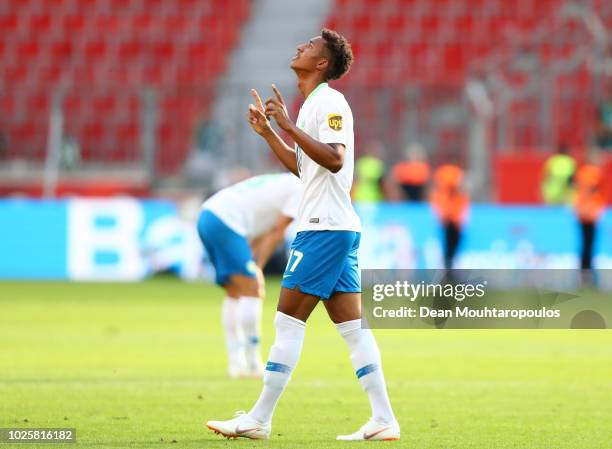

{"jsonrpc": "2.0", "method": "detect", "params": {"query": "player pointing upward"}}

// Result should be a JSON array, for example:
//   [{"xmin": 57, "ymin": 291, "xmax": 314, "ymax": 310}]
[{"xmin": 207, "ymin": 29, "xmax": 399, "ymax": 441}]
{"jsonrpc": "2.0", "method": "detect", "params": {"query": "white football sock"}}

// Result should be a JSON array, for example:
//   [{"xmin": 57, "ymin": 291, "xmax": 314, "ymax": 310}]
[
  {"xmin": 249, "ymin": 311, "xmax": 306, "ymax": 424},
  {"xmin": 221, "ymin": 297, "xmax": 244, "ymax": 368},
  {"xmin": 238, "ymin": 296, "xmax": 262, "ymax": 368},
  {"xmin": 336, "ymin": 319, "xmax": 396, "ymax": 424}
]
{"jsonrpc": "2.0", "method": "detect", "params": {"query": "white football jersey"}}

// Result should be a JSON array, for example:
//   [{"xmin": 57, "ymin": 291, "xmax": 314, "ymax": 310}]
[
  {"xmin": 294, "ymin": 82, "xmax": 361, "ymax": 232},
  {"xmin": 202, "ymin": 173, "xmax": 302, "ymax": 239}
]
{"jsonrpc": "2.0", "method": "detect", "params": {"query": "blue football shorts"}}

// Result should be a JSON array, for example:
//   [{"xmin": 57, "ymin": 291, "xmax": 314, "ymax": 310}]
[
  {"xmin": 197, "ymin": 210, "xmax": 257, "ymax": 286},
  {"xmin": 281, "ymin": 230, "xmax": 361, "ymax": 299}
]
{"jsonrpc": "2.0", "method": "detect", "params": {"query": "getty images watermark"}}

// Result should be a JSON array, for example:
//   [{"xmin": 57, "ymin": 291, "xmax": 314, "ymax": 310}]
[{"xmin": 361, "ymin": 270, "xmax": 612, "ymax": 329}]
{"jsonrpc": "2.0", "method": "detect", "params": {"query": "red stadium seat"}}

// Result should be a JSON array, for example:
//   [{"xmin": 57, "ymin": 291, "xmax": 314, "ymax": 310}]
[
  {"xmin": 29, "ymin": 14, "xmax": 53, "ymax": 36},
  {"xmin": 12, "ymin": 121, "xmax": 37, "ymax": 142},
  {"xmin": 85, "ymin": 40, "xmax": 108, "ymax": 60},
  {"xmin": 118, "ymin": 40, "xmax": 142, "ymax": 60},
  {"xmin": 0, "ymin": 14, "xmax": 20, "ymax": 36},
  {"xmin": 4, "ymin": 65, "xmax": 29, "ymax": 85},
  {"xmin": 63, "ymin": 14, "xmax": 86, "ymax": 34},
  {"xmin": 16, "ymin": 40, "xmax": 40, "ymax": 60},
  {"xmin": 69, "ymin": 66, "xmax": 96, "ymax": 85},
  {"xmin": 92, "ymin": 15, "xmax": 124, "ymax": 36},
  {"xmin": 92, "ymin": 95, "xmax": 118, "ymax": 115},
  {"xmin": 36, "ymin": 66, "xmax": 63, "ymax": 85},
  {"xmin": 0, "ymin": 93, "xmax": 16, "ymax": 115},
  {"xmin": 49, "ymin": 40, "xmax": 73, "ymax": 60},
  {"xmin": 83, "ymin": 121, "xmax": 105, "ymax": 140}
]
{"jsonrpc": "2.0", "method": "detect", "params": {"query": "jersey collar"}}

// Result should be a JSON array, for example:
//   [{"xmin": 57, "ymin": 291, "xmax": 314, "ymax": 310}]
[{"xmin": 304, "ymin": 82, "xmax": 328, "ymax": 103}]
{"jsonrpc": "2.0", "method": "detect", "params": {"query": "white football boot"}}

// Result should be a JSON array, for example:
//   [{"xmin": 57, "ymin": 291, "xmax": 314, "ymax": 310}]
[
  {"xmin": 336, "ymin": 418, "xmax": 400, "ymax": 441},
  {"xmin": 207, "ymin": 411, "xmax": 271, "ymax": 440}
]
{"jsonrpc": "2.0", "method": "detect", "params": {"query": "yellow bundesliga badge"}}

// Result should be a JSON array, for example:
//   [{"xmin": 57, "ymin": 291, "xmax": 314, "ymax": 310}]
[{"xmin": 327, "ymin": 114, "xmax": 343, "ymax": 131}]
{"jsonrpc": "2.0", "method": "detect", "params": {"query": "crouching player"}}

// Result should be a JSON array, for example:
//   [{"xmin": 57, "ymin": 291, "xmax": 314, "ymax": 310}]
[{"xmin": 198, "ymin": 173, "xmax": 302, "ymax": 377}]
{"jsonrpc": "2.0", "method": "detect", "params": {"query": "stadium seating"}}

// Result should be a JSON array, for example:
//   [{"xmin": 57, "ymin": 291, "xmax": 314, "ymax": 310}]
[
  {"xmin": 324, "ymin": 0, "xmax": 609, "ymax": 158},
  {"xmin": 2, "ymin": 0, "xmax": 610, "ymax": 195},
  {"xmin": 0, "ymin": 0, "xmax": 249, "ymax": 174}
]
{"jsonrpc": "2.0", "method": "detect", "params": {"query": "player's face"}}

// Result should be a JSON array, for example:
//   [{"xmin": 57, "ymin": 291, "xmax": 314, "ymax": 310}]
[{"xmin": 290, "ymin": 36, "xmax": 329, "ymax": 74}]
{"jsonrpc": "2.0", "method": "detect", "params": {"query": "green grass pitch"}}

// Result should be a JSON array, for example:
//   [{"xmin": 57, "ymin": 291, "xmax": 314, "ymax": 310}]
[{"xmin": 1, "ymin": 278, "xmax": 611, "ymax": 449}]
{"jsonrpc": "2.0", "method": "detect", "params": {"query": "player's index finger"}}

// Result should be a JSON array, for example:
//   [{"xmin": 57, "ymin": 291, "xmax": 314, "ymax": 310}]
[
  {"xmin": 271, "ymin": 84, "xmax": 285, "ymax": 104},
  {"xmin": 250, "ymin": 89, "xmax": 264, "ymax": 110}
]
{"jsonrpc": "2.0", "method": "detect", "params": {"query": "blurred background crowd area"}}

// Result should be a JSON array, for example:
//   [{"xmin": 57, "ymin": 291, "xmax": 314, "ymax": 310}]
[
  {"xmin": 1, "ymin": 0, "xmax": 612, "ymax": 205},
  {"xmin": 2, "ymin": 0, "xmax": 612, "ymax": 279}
]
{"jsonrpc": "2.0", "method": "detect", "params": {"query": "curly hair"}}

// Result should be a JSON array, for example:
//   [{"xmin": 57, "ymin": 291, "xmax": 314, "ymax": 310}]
[{"xmin": 321, "ymin": 28, "xmax": 354, "ymax": 81}]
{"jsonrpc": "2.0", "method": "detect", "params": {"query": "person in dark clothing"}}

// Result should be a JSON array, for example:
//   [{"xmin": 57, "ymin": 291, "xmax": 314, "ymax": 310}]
[
  {"xmin": 573, "ymin": 165, "xmax": 605, "ymax": 271},
  {"xmin": 430, "ymin": 165, "xmax": 469, "ymax": 269}
]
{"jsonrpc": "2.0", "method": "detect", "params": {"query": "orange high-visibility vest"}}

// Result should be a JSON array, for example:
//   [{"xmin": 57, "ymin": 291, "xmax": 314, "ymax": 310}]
[
  {"xmin": 393, "ymin": 160, "xmax": 431, "ymax": 185},
  {"xmin": 430, "ymin": 165, "xmax": 469, "ymax": 225},
  {"xmin": 573, "ymin": 165, "xmax": 605, "ymax": 223}
]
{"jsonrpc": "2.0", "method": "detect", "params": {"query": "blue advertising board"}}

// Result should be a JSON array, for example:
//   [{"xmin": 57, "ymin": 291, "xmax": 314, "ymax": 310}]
[
  {"xmin": 0, "ymin": 199, "xmax": 610, "ymax": 279},
  {"xmin": 356, "ymin": 203, "xmax": 612, "ymax": 269},
  {"xmin": 0, "ymin": 198, "xmax": 202, "ymax": 280}
]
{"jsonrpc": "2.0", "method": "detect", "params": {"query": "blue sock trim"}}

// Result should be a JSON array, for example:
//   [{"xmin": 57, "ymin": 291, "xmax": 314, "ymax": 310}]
[
  {"xmin": 265, "ymin": 361, "xmax": 291, "ymax": 374},
  {"xmin": 355, "ymin": 363, "xmax": 378, "ymax": 379}
]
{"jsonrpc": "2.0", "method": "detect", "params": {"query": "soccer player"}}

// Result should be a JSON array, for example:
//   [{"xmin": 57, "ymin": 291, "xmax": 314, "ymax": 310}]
[
  {"xmin": 198, "ymin": 173, "xmax": 302, "ymax": 378},
  {"xmin": 207, "ymin": 29, "xmax": 399, "ymax": 441}
]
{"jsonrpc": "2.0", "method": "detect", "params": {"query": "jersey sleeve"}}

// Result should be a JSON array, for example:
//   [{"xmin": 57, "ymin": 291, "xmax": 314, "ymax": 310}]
[{"xmin": 317, "ymin": 95, "xmax": 347, "ymax": 145}]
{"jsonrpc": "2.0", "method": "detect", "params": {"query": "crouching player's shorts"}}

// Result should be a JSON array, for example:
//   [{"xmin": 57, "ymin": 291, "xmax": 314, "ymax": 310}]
[
  {"xmin": 197, "ymin": 210, "xmax": 257, "ymax": 286},
  {"xmin": 281, "ymin": 230, "xmax": 361, "ymax": 299}
]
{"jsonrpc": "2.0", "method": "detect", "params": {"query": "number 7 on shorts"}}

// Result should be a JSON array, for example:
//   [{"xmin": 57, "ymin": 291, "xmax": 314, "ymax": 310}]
[{"xmin": 286, "ymin": 249, "xmax": 303, "ymax": 272}]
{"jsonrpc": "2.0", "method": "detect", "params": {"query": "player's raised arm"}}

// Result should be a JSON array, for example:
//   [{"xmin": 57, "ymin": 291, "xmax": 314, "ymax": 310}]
[
  {"xmin": 247, "ymin": 89, "xmax": 299, "ymax": 177},
  {"xmin": 287, "ymin": 125, "xmax": 345, "ymax": 173},
  {"xmin": 265, "ymin": 85, "xmax": 345, "ymax": 173}
]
